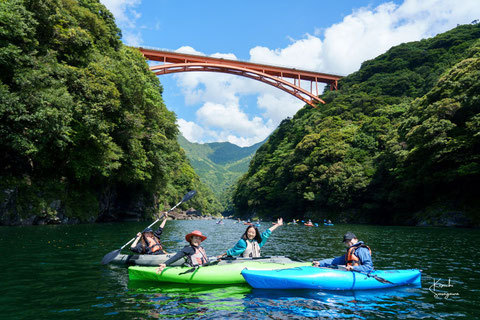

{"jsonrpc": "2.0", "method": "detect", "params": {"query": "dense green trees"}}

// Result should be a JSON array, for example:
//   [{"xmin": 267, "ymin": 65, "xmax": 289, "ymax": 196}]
[
  {"xmin": 232, "ymin": 23, "xmax": 480, "ymax": 226},
  {"xmin": 0, "ymin": 0, "xmax": 221, "ymax": 224}
]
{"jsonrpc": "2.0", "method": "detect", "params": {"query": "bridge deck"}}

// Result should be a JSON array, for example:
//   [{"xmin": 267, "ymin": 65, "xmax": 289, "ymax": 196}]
[{"xmin": 138, "ymin": 48, "xmax": 342, "ymax": 85}]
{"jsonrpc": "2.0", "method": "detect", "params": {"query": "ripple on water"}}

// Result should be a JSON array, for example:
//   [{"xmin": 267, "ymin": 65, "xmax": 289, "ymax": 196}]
[{"xmin": 1, "ymin": 221, "xmax": 479, "ymax": 319}]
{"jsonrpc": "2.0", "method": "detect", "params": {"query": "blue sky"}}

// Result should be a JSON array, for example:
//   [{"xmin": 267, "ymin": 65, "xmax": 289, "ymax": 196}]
[{"xmin": 101, "ymin": 0, "xmax": 480, "ymax": 146}]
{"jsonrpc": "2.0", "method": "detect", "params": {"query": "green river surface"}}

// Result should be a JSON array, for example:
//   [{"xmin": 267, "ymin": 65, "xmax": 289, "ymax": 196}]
[{"xmin": 1, "ymin": 219, "xmax": 479, "ymax": 319}]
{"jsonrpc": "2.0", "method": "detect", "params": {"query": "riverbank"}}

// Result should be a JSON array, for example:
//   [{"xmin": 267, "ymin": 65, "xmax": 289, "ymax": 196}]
[{"xmin": 1, "ymin": 207, "xmax": 219, "ymax": 226}]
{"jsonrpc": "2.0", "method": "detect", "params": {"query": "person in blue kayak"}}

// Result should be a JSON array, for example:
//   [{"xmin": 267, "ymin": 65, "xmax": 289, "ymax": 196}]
[
  {"xmin": 217, "ymin": 218, "xmax": 283, "ymax": 259},
  {"xmin": 130, "ymin": 213, "xmax": 169, "ymax": 255},
  {"xmin": 156, "ymin": 230, "xmax": 209, "ymax": 273},
  {"xmin": 312, "ymin": 232, "xmax": 373, "ymax": 272}
]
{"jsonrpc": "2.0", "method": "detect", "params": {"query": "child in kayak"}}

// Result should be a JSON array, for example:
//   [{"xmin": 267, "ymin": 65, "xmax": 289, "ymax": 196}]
[
  {"xmin": 130, "ymin": 213, "xmax": 169, "ymax": 255},
  {"xmin": 312, "ymin": 232, "xmax": 373, "ymax": 273},
  {"xmin": 156, "ymin": 230, "xmax": 209, "ymax": 273},
  {"xmin": 217, "ymin": 218, "xmax": 283, "ymax": 259}
]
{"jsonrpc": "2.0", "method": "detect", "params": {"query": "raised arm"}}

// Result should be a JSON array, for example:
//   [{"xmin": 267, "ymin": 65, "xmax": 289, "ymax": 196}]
[
  {"xmin": 159, "ymin": 213, "xmax": 168, "ymax": 229},
  {"xmin": 130, "ymin": 232, "xmax": 142, "ymax": 250},
  {"xmin": 268, "ymin": 218, "xmax": 283, "ymax": 232}
]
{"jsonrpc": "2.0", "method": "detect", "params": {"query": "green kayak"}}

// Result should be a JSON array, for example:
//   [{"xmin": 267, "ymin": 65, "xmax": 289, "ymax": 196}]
[{"xmin": 129, "ymin": 261, "xmax": 310, "ymax": 284}]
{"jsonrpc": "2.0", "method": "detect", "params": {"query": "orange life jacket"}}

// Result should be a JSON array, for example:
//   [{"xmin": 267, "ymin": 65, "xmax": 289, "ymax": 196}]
[
  {"xmin": 345, "ymin": 243, "xmax": 372, "ymax": 267},
  {"xmin": 145, "ymin": 236, "xmax": 163, "ymax": 253},
  {"xmin": 187, "ymin": 246, "xmax": 208, "ymax": 266}
]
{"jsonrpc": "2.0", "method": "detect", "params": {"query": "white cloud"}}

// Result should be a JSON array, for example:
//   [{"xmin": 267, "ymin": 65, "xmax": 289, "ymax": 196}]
[
  {"xmin": 175, "ymin": 46, "xmax": 205, "ymax": 56},
  {"xmin": 101, "ymin": 0, "xmax": 141, "ymax": 25},
  {"xmin": 195, "ymin": 102, "xmax": 273, "ymax": 146},
  {"xmin": 106, "ymin": 0, "xmax": 480, "ymax": 146},
  {"xmin": 246, "ymin": 0, "xmax": 480, "ymax": 77},
  {"xmin": 249, "ymin": 34, "xmax": 324, "ymax": 71},
  {"xmin": 177, "ymin": 101, "xmax": 275, "ymax": 147},
  {"xmin": 122, "ymin": 30, "xmax": 143, "ymax": 47},
  {"xmin": 257, "ymin": 93, "xmax": 304, "ymax": 123},
  {"xmin": 322, "ymin": 0, "xmax": 480, "ymax": 74},
  {"xmin": 177, "ymin": 119, "xmax": 205, "ymax": 143},
  {"xmin": 100, "ymin": 0, "xmax": 142, "ymax": 44}
]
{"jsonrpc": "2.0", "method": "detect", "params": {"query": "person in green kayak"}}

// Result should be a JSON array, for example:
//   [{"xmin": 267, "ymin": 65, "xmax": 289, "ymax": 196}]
[
  {"xmin": 156, "ymin": 230, "xmax": 209, "ymax": 273},
  {"xmin": 217, "ymin": 218, "xmax": 283, "ymax": 259},
  {"xmin": 312, "ymin": 232, "xmax": 373, "ymax": 273},
  {"xmin": 130, "ymin": 213, "xmax": 169, "ymax": 255}
]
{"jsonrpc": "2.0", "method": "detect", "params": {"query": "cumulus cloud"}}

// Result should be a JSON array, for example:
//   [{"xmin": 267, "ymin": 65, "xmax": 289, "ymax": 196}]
[
  {"xmin": 249, "ymin": 35, "xmax": 324, "ymax": 71},
  {"xmin": 322, "ymin": 0, "xmax": 480, "ymax": 74},
  {"xmin": 177, "ymin": 119, "xmax": 205, "ymax": 143},
  {"xmin": 194, "ymin": 102, "xmax": 274, "ymax": 146},
  {"xmin": 175, "ymin": 0, "xmax": 480, "ymax": 146},
  {"xmin": 100, "ymin": 0, "xmax": 143, "ymax": 45},
  {"xmin": 103, "ymin": 0, "xmax": 480, "ymax": 146},
  {"xmin": 256, "ymin": 93, "xmax": 303, "ymax": 124}
]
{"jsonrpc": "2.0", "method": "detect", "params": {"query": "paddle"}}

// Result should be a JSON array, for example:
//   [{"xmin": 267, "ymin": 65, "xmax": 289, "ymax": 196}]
[
  {"xmin": 333, "ymin": 265, "xmax": 393, "ymax": 285},
  {"xmin": 178, "ymin": 257, "xmax": 222, "ymax": 275},
  {"xmin": 357, "ymin": 270, "xmax": 394, "ymax": 284},
  {"xmin": 101, "ymin": 190, "xmax": 197, "ymax": 265}
]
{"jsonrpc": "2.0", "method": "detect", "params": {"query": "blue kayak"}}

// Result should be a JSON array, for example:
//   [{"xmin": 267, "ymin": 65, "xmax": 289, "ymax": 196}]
[{"xmin": 241, "ymin": 266, "xmax": 421, "ymax": 290}]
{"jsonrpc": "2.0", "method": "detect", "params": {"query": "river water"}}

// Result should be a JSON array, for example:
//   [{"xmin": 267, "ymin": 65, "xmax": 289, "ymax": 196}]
[{"xmin": 1, "ymin": 220, "xmax": 479, "ymax": 319}]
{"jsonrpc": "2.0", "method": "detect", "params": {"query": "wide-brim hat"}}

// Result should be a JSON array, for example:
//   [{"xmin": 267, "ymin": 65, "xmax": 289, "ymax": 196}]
[{"xmin": 185, "ymin": 230, "xmax": 207, "ymax": 242}]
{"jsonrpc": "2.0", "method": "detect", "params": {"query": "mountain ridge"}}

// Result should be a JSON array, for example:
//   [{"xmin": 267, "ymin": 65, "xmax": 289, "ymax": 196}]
[{"xmin": 178, "ymin": 135, "xmax": 266, "ymax": 197}]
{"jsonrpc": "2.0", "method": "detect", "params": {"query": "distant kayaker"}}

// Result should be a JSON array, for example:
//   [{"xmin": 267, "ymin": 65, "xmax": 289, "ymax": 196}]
[
  {"xmin": 130, "ymin": 213, "xmax": 169, "ymax": 255},
  {"xmin": 312, "ymin": 232, "xmax": 373, "ymax": 273},
  {"xmin": 217, "ymin": 218, "xmax": 283, "ymax": 259},
  {"xmin": 156, "ymin": 230, "xmax": 209, "ymax": 273}
]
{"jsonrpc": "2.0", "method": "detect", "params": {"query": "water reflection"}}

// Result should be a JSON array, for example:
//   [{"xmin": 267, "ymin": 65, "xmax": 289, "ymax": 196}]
[
  {"xmin": 127, "ymin": 279, "xmax": 423, "ymax": 319},
  {"xmin": 128, "ymin": 281, "xmax": 251, "ymax": 317},
  {"xmin": 243, "ymin": 286, "xmax": 423, "ymax": 319}
]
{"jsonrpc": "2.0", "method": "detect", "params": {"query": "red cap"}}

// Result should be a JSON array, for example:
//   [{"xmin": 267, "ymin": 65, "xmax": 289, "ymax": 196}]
[{"xmin": 185, "ymin": 230, "xmax": 207, "ymax": 242}]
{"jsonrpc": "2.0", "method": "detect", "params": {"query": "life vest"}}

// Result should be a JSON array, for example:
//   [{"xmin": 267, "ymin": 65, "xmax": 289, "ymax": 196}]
[
  {"xmin": 345, "ymin": 243, "xmax": 372, "ymax": 267},
  {"xmin": 187, "ymin": 246, "xmax": 208, "ymax": 266},
  {"xmin": 242, "ymin": 240, "xmax": 261, "ymax": 258},
  {"xmin": 145, "ymin": 236, "xmax": 163, "ymax": 253}
]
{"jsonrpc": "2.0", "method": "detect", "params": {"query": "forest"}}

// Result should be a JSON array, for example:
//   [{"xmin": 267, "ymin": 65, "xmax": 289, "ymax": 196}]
[
  {"xmin": 0, "ymin": 0, "xmax": 222, "ymax": 225},
  {"xmin": 2, "ymin": 0, "xmax": 479, "ymax": 227},
  {"xmin": 232, "ymin": 23, "xmax": 480, "ymax": 227}
]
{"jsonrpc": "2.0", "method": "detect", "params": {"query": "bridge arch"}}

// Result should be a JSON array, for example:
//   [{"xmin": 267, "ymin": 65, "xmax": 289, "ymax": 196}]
[
  {"xmin": 139, "ymin": 48, "xmax": 343, "ymax": 108},
  {"xmin": 150, "ymin": 63, "xmax": 326, "ymax": 106}
]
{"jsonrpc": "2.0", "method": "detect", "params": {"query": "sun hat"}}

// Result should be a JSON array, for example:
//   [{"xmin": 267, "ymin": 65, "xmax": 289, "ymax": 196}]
[{"xmin": 185, "ymin": 230, "xmax": 207, "ymax": 242}]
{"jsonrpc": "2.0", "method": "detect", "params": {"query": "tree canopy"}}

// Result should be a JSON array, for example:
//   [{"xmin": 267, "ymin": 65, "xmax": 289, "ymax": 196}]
[
  {"xmin": 0, "ymin": 0, "xmax": 222, "ymax": 224},
  {"xmin": 232, "ymin": 23, "xmax": 480, "ymax": 226}
]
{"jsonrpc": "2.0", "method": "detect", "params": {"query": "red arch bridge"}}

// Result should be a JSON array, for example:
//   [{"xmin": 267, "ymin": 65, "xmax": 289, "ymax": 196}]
[{"xmin": 138, "ymin": 48, "xmax": 343, "ymax": 108}]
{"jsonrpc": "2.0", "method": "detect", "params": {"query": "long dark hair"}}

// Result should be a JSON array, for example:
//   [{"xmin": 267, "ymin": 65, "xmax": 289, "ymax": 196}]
[
  {"xmin": 140, "ymin": 232, "xmax": 160, "ymax": 249},
  {"xmin": 241, "ymin": 226, "xmax": 262, "ymax": 243}
]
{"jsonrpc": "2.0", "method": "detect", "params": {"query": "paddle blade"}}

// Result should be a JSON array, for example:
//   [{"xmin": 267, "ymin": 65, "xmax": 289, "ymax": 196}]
[
  {"xmin": 182, "ymin": 190, "xmax": 196, "ymax": 202},
  {"xmin": 101, "ymin": 249, "xmax": 121, "ymax": 265},
  {"xmin": 373, "ymin": 275, "xmax": 394, "ymax": 284}
]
